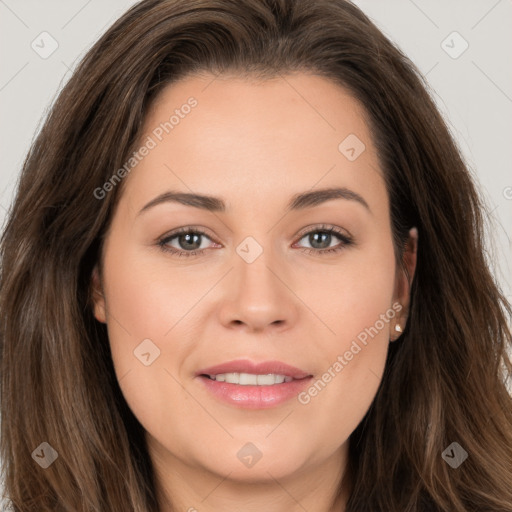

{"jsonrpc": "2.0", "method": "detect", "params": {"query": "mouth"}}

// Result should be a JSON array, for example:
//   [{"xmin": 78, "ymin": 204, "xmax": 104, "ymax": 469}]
[
  {"xmin": 201, "ymin": 373, "xmax": 295, "ymax": 385},
  {"xmin": 196, "ymin": 359, "xmax": 313, "ymax": 409}
]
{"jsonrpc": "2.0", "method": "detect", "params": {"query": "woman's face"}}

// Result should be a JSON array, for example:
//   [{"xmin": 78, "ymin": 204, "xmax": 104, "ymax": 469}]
[{"xmin": 92, "ymin": 72, "xmax": 417, "ymax": 490}]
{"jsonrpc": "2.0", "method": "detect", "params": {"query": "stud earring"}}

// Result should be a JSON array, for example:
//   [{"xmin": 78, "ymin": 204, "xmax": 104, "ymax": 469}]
[{"xmin": 390, "ymin": 323, "xmax": 403, "ymax": 342}]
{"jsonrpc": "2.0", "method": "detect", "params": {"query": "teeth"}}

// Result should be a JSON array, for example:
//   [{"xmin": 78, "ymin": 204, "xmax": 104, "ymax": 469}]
[{"xmin": 207, "ymin": 373, "xmax": 294, "ymax": 385}]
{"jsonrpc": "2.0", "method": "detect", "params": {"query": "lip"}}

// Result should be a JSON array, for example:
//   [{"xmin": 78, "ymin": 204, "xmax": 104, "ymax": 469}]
[
  {"xmin": 196, "ymin": 359, "xmax": 311, "ymax": 379},
  {"xmin": 196, "ymin": 359, "xmax": 313, "ymax": 409}
]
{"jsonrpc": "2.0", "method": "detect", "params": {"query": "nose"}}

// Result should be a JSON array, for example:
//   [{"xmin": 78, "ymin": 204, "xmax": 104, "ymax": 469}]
[{"xmin": 218, "ymin": 242, "xmax": 299, "ymax": 334}]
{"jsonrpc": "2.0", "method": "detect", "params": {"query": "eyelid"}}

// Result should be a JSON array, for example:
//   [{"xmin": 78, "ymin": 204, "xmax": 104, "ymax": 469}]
[
  {"xmin": 158, "ymin": 225, "xmax": 219, "ymax": 242},
  {"xmin": 295, "ymin": 223, "xmax": 351, "ymax": 240},
  {"xmin": 157, "ymin": 223, "xmax": 353, "ymax": 257}
]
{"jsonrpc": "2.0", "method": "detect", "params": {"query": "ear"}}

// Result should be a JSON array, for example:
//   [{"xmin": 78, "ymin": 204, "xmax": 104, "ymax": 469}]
[
  {"xmin": 390, "ymin": 227, "xmax": 418, "ymax": 341},
  {"xmin": 91, "ymin": 265, "xmax": 107, "ymax": 324}
]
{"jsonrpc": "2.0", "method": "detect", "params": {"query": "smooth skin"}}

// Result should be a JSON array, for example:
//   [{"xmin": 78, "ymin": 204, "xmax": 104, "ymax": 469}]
[{"xmin": 92, "ymin": 72, "xmax": 418, "ymax": 512}]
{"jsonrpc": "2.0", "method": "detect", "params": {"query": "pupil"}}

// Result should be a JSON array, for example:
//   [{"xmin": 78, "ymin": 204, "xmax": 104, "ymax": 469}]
[
  {"xmin": 310, "ymin": 232, "xmax": 330, "ymax": 249},
  {"xmin": 181, "ymin": 233, "xmax": 201, "ymax": 250}
]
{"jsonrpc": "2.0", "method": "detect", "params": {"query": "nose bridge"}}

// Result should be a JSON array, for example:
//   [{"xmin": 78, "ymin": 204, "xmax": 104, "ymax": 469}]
[
  {"xmin": 220, "ymin": 232, "xmax": 296, "ymax": 331},
  {"xmin": 235, "ymin": 234, "xmax": 282, "ymax": 303}
]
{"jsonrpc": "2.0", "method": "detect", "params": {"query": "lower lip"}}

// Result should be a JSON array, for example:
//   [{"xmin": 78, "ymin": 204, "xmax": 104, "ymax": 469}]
[{"xmin": 198, "ymin": 376, "xmax": 313, "ymax": 409}]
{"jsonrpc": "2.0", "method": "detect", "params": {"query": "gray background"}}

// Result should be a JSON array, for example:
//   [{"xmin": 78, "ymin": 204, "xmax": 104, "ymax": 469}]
[
  {"xmin": 1, "ymin": 0, "xmax": 510, "ymax": 303},
  {"xmin": 0, "ymin": 0, "xmax": 511, "ymax": 500}
]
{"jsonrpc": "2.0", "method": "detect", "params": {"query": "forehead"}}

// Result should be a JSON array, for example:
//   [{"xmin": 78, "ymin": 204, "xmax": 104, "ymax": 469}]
[{"xmin": 121, "ymin": 72, "xmax": 386, "ymax": 216}]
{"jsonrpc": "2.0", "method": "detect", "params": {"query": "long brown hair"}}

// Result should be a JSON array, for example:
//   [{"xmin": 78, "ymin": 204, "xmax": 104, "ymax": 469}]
[{"xmin": 1, "ymin": 0, "xmax": 511, "ymax": 510}]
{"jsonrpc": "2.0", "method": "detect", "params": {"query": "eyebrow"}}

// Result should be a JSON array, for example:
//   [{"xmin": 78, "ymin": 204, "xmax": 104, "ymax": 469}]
[{"xmin": 137, "ymin": 186, "xmax": 371, "ymax": 216}]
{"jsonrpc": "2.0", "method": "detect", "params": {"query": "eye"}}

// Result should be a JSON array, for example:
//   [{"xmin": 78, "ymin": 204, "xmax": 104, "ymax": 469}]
[
  {"xmin": 157, "ymin": 224, "xmax": 354, "ymax": 258},
  {"xmin": 293, "ymin": 224, "xmax": 354, "ymax": 256},
  {"xmin": 157, "ymin": 226, "xmax": 218, "ymax": 257}
]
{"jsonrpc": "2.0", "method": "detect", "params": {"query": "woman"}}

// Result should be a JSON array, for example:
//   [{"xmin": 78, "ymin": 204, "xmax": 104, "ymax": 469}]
[{"xmin": 1, "ymin": 0, "xmax": 511, "ymax": 510}]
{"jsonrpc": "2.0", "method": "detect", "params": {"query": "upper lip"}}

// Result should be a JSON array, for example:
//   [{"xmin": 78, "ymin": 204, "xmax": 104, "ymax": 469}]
[{"xmin": 196, "ymin": 359, "xmax": 312, "ymax": 380}]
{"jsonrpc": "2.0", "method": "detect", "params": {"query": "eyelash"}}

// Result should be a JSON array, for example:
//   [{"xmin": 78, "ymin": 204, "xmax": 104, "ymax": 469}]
[{"xmin": 157, "ymin": 224, "xmax": 354, "ymax": 258}]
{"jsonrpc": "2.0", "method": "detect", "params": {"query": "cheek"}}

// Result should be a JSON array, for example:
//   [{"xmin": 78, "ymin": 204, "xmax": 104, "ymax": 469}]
[
  {"xmin": 293, "ymin": 239, "xmax": 396, "ymax": 438},
  {"xmin": 101, "ymin": 245, "xmax": 208, "ymax": 340},
  {"xmin": 99, "ymin": 244, "xmax": 212, "ymax": 433},
  {"xmin": 295, "ymin": 231, "xmax": 396, "ymax": 346},
  {"xmin": 293, "ymin": 299, "xmax": 393, "ymax": 460}
]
